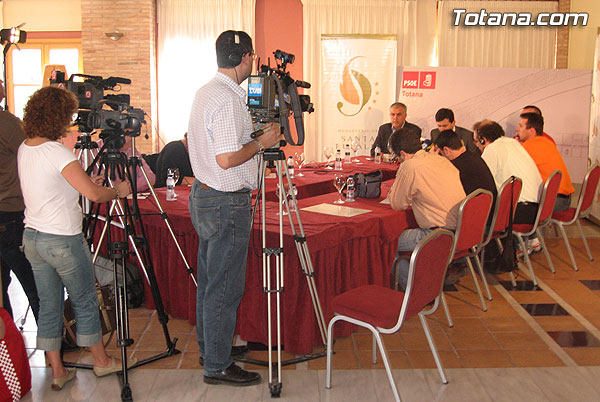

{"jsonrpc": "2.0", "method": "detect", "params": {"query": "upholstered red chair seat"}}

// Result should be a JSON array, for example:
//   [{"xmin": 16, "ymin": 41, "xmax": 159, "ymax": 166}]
[
  {"xmin": 453, "ymin": 249, "xmax": 470, "ymax": 259},
  {"xmin": 332, "ymin": 285, "xmax": 430, "ymax": 329},
  {"xmin": 512, "ymin": 223, "xmax": 534, "ymax": 233},
  {"xmin": 552, "ymin": 207, "xmax": 577, "ymax": 222}
]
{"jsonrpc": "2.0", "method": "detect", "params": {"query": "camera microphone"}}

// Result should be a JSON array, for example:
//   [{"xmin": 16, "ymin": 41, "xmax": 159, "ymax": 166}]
[
  {"xmin": 294, "ymin": 80, "xmax": 311, "ymax": 89},
  {"xmin": 250, "ymin": 129, "xmax": 264, "ymax": 139},
  {"xmin": 102, "ymin": 76, "xmax": 132, "ymax": 88}
]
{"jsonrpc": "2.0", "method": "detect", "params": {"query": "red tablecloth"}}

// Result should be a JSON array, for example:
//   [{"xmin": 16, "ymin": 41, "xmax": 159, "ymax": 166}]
[{"xmin": 99, "ymin": 158, "xmax": 416, "ymax": 354}]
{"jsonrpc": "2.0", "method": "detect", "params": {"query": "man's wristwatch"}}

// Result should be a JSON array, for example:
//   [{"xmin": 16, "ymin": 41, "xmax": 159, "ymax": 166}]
[{"xmin": 253, "ymin": 139, "xmax": 265, "ymax": 153}]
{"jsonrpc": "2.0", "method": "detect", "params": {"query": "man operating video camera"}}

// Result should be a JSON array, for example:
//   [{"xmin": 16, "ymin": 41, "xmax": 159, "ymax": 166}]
[{"xmin": 187, "ymin": 30, "xmax": 280, "ymax": 387}]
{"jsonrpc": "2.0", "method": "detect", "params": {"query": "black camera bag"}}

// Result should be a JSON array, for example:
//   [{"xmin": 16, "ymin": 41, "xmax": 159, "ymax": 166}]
[{"xmin": 352, "ymin": 170, "xmax": 383, "ymax": 198}]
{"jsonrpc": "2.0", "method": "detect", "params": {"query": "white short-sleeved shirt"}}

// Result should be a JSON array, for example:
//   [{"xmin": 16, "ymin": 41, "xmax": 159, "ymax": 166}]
[
  {"xmin": 18, "ymin": 141, "xmax": 82, "ymax": 235},
  {"xmin": 481, "ymin": 136, "xmax": 543, "ymax": 203},
  {"xmin": 187, "ymin": 72, "xmax": 258, "ymax": 192}
]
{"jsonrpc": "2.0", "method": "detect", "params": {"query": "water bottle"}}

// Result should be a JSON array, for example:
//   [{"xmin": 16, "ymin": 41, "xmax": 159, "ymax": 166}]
[
  {"xmin": 344, "ymin": 144, "xmax": 351, "ymax": 163},
  {"xmin": 374, "ymin": 146, "xmax": 382, "ymax": 164},
  {"xmin": 166, "ymin": 173, "xmax": 176, "ymax": 201},
  {"xmin": 335, "ymin": 149, "xmax": 343, "ymax": 170},
  {"xmin": 287, "ymin": 155, "xmax": 295, "ymax": 178}
]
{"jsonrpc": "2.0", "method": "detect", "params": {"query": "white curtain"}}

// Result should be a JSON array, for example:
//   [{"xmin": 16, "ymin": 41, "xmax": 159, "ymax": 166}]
[
  {"xmin": 301, "ymin": 0, "xmax": 418, "ymax": 162},
  {"xmin": 437, "ymin": 1, "xmax": 558, "ymax": 68},
  {"xmin": 157, "ymin": 0, "xmax": 255, "ymax": 147}
]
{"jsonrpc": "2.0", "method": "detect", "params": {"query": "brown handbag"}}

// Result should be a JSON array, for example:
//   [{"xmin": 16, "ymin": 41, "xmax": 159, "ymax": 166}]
[{"xmin": 63, "ymin": 285, "xmax": 116, "ymax": 348}]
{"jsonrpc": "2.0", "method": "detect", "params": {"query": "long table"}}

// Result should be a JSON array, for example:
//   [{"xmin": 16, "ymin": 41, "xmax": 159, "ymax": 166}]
[{"xmin": 122, "ymin": 159, "xmax": 416, "ymax": 354}]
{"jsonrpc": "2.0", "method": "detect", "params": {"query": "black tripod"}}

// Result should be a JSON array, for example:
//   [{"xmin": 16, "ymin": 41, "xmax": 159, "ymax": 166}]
[
  {"xmin": 240, "ymin": 147, "xmax": 328, "ymax": 397},
  {"xmin": 68, "ymin": 131, "xmax": 180, "ymax": 401}
]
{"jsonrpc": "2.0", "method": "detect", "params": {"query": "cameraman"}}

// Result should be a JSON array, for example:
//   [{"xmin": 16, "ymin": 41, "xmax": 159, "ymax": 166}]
[{"xmin": 187, "ymin": 30, "xmax": 280, "ymax": 387}]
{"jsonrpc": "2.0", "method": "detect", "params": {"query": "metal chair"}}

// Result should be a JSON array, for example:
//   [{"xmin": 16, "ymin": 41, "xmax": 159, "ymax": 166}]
[
  {"xmin": 450, "ymin": 189, "xmax": 494, "ymax": 311},
  {"xmin": 475, "ymin": 177, "xmax": 523, "ymax": 289},
  {"xmin": 550, "ymin": 164, "xmax": 600, "ymax": 271},
  {"xmin": 513, "ymin": 170, "xmax": 562, "ymax": 286},
  {"xmin": 326, "ymin": 229, "xmax": 455, "ymax": 402}
]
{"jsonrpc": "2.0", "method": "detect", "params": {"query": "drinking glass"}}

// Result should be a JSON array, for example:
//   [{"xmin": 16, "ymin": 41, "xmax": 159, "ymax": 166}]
[
  {"xmin": 167, "ymin": 167, "xmax": 180, "ymax": 197},
  {"xmin": 294, "ymin": 152, "xmax": 305, "ymax": 177},
  {"xmin": 275, "ymin": 183, "xmax": 288, "ymax": 216},
  {"xmin": 345, "ymin": 176, "xmax": 356, "ymax": 202},
  {"xmin": 288, "ymin": 184, "xmax": 298, "ymax": 212},
  {"xmin": 351, "ymin": 141, "xmax": 362, "ymax": 163},
  {"xmin": 323, "ymin": 146, "xmax": 333, "ymax": 169},
  {"xmin": 333, "ymin": 174, "xmax": 346, "ymax": 204}
]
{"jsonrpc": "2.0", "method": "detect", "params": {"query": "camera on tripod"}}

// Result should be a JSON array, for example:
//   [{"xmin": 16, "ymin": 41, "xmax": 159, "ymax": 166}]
[
  {"xmin": 248, "ymin": 49, "xmax": 314, "ymax": 146},
  {"xmin": 50, "ymin": 71, "xmax": 145, "ymax": 135}
]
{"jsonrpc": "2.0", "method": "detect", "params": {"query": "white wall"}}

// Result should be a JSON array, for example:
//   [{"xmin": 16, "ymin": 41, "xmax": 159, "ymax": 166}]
[
  {"xmin": 569, "ymin": 0, "xmax": 600, "ymax": 69},
  {"xmin": 3, "ymin": 0, "xmax": 81, "ymax": 31}
]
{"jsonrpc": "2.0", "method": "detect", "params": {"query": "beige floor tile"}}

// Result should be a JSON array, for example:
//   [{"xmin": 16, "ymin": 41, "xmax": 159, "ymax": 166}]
[
  {"xmin": 356, "ymin": 349, "xmax": 411, "ymax": 369},
  {"xmin": 372, "ymin": 369, "xmax": 435, "ymax": 402},
  {"xmin": 473, "ymin": 368, "xmax": 550, "ymax": 402},
  {"xmin": 524, "ymin": 367, "xmax": 600, "ymax": 401}
]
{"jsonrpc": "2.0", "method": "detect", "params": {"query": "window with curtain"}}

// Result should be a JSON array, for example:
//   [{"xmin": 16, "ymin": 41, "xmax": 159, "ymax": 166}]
[
  {"xmin": 301, "ymin": 0, "xmax": 419, "ymax": 162},
  {"xmin": 437, "ymin": 1, "xmax": 558, "ymax": 68},
  {"xmin": 157, "ymin": 0, "xmax": 255, "ymax": 147}
]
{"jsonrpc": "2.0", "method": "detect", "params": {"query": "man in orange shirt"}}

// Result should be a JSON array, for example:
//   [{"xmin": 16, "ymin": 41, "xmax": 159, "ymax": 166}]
[{"xmin": 517, "ymin": 112, "xmax": 574, "ymax": 212}]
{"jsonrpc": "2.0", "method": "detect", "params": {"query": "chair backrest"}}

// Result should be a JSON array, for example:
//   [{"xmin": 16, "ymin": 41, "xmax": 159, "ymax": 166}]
[
  {"xmin": 482, "ymin": 177, "xmax": 523, "ymax": 247},
  {"xmin": 576, "ymin": 164, "xmax": 600, "ymax": 219},
  {"xmin": 535, "ymin": 170, "xmax": 562, "ymax": 227},
  {"xmin": 453, "ymin": 189, "xmax": 494, "ymax": 255},
  {"xmin": 394, "ymin": 229, "xmax": 455, "ymax": 331}
]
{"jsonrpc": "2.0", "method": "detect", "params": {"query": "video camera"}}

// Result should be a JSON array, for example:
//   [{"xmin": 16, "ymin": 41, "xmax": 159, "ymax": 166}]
[
  {"xmin": 248, "ymin": 49, "xmax": 314, "ymax": 146},
  {"xmin": 50, "ymin": 72, "xmax": 145, "ymax": 134}
]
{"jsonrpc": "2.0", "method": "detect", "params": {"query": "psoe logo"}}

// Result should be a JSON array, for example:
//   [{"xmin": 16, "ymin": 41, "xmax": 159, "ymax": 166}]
[
  {"xmin": 337, "ymin": 56, "xmax": 372, "ymax": 117},
  {"xmin": 402, "ymin": 71, "xmax": 419, "ymax": 89},
  {"xmin": 419, "ymin": 72, "xmax": 436, "ymax": 89}
]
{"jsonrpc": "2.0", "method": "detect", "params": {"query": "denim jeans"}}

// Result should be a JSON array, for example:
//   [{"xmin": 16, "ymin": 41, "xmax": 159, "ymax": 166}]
[
  {"xmin": 0, "ymin": 211, "xmax": 39, "ymax": 321},
  {"xmin": 392, "ymin": 228, "xmax": 433, "ymax": 291},
  {"xmin": 189, "ymin": 181, "xmax": 252, "ymax": 375},
  {"xmin": 22, "ymin": 229, "xmax": 101, "ymax": 351}
]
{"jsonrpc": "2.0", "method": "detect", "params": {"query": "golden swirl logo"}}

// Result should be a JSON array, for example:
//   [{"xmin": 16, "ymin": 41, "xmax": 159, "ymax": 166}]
[{"xmin": 337, "ymin": 56, "xmax": 373, "ymax": 116}]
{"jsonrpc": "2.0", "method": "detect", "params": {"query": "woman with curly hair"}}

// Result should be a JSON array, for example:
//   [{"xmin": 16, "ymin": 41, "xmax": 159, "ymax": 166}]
[{"xmin": 17, "ymin": 86, "xmax": 134, "ymax": 390}]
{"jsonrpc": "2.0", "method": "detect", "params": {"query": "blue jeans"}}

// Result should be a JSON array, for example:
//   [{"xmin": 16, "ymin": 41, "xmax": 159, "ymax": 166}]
[
  {"xmin": 22, "ymin": 229, "xmax": 101, "ymax": 351},
  {"xmin": 189, "ymin": 181, "xmax": 252, "ymax": 375},
  {"xmin": 0, "ymin": 211, "xmax": 39, "ymax": 321},
  {"xmin": 393, "ymin": 228, "xmax": 433, "ymax": 291}
]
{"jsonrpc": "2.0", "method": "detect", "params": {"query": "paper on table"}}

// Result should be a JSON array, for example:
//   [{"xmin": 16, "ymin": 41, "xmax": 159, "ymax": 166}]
[
  {"xmin": 380, "ymin": 197, "xmax": 390, "ymax": 204},
  {"xmin": 301, "ymin": 203, "xmax": 371, "ymax": 217},
  {"xmin": 128, "ymin": 193, "xmax": 150, "ymax": 200}
]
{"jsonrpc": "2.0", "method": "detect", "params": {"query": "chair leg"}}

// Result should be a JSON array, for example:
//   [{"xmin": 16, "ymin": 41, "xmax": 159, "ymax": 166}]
[
  {"xmin": 419, "ymin": 312, "xmax": 448, "ymax": 384},
  {"xmin": 466, "ymin": 257, "xmax": 487, "ymax": 311},
  {"xmin": 371, "ymin": 331, "xmax": 401, "ymax": 402},
  {"xmin": 536, "ymin": 228, "xmax": 555, "ymax": 273},
  {"xmin": 440, "ymin": 292, "xmax": 454, "ymax": 327},
  {"xmin": 556, "ymin": 222, "xmax": 579, "ymax": 271},
  {"xmin": 372, "ymin": 334, "xmax": 377, "ymax": 364},
  {"xmin": 326, "ymin": 315, "xmax": 341, "ymax": 389},
  {"xmin": 576, "ymin": 219, "xmax": 594, "ymax": 261},
  {"xmin": 472, "ymin": 247, "xmax": 492, "ymax": 300},
  {"xmin": 508, "ymin": 271, "xmax": 517, "ymax": 288},
  {"xmin": 518, "ymin": 235, "xmax": 538, "ymax": 287}
]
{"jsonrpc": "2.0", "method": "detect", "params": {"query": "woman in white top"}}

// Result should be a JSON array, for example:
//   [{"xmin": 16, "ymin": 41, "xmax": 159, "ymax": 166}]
[{"xmin": 18, "ymin": 87, "xmax": 133, "ymax": 391}]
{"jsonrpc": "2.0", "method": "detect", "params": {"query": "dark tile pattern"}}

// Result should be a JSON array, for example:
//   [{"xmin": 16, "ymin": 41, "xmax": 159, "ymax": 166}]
[
  {"xmin": 547, "ymin": 331, "xmax": 600, "ymax": 347},
  {"xmin": 521, "ymin": 304, "xmax": 570, "ymax": 316}
]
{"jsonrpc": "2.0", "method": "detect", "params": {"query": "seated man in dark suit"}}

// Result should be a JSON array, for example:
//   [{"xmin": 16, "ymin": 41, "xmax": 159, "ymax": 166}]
[
  {"xmin": 430, "ymin": 108, "xmax": 477, "ymax": 154},
  {"xmin": 433, "ymin": 129, "xmax": 497, "ymax": 207},
  {"xmin": 371, "ymin": 102, "xmax": 421, "ymax": 156},
  {"xmin": 154, "ymin": 133, "xmax": 194, "ymax": 188}
]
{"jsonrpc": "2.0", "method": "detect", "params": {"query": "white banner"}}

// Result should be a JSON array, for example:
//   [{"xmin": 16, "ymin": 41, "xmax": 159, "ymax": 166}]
[
  {"xmin": 589, "ymin": 33, "xmax": 600, "ymax": 220},
  {"xmin": 317, "ymin": 35, "xmax": 396, "ymax": 161},
  {"xmin": 395, "ymin": 67, "xmax": 592, "ymax": 183}
]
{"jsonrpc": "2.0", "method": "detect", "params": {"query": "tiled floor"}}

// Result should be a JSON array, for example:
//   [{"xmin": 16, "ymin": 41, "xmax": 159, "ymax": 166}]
[{"xmin": 10, "ymin": 219, "xmax": 600, "ymax": 400}]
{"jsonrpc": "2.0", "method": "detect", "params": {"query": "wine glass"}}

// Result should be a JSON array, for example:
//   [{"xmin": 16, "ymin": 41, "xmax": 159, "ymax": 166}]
[
  {"xmin": 351, "ymin": 141, "xmax": 362, "ymax": 163},
  {"xmin": 294, "ymin": 152, "xmax": 305, "ymax": 177},
  {"xmin": 275, "ymin": 183, "xmax": 288, "ymax": 216},
  {"xmin": 167, "ymin": 167, "xmax": 180, "ymax": 198},
  {"xmin": 345, "ymin": 176, "xmax": 356, "ymax": 202},
  {"xmin": 333, "ymin": 174, "xmax": 346, "ymax": 204},
  {"xmin": 287, "ymin": 184, "xmax": 298, "ymax": 212},
  {"xmin": 323, "ymin": 146, "xmax": 333, "ymax": 169}
]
